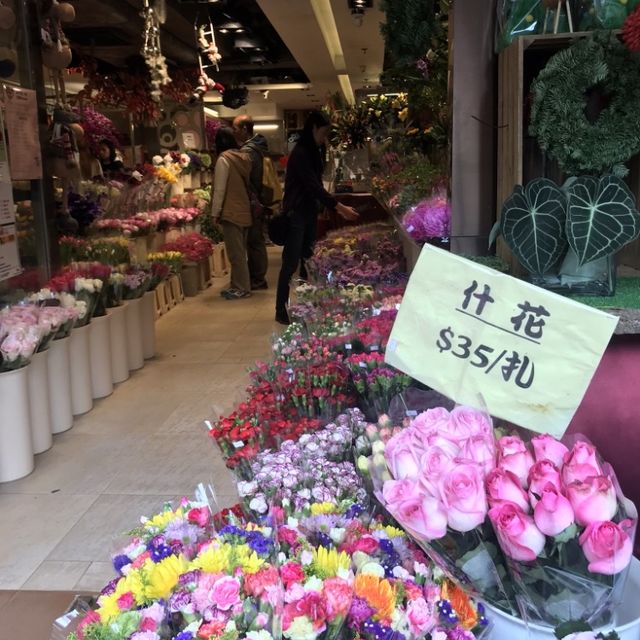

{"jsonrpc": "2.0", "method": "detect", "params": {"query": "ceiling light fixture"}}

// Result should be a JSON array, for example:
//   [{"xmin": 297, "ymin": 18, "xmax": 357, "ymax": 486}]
[
  {"xmin": 245, "ymin": 83, "xmax": 310, "ymax": 91},
  {"xmin": 338, "ymin": 74, "xmax": 355, "ymax": 105},
  {"xmin": 254, "ymin": 123, "xmax": 280, "ymax": 131}
]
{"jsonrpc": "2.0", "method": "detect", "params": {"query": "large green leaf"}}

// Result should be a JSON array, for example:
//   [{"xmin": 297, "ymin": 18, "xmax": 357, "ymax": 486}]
[
  {"xmin": 500, "ymin": 178, "xmax": 567, "ymax": 276},
  {"xmin": 566, "ymin": 176, "xmax": 640, "ymax": 266}
]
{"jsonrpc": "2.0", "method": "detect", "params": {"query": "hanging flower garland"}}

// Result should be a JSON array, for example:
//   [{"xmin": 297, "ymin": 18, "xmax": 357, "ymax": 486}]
[
  {"xmin": 529, "ymin": 33, "xmax": 640, "ymax": 177},
  {"xmin": 141, "ymin": 0, "xmax": 171, "ymax": 101},
  {"xmin": 193, "ymin": 22, "xmax": 225, "ymax": 100}
]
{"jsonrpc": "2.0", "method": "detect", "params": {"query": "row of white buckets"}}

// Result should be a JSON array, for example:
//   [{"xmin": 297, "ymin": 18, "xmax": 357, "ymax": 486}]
[{"xmin": 0, "ymin": 291, "xmax": 157, "ymax": 483}]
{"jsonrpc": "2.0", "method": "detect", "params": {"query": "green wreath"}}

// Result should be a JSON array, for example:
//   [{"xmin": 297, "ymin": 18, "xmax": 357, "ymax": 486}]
[{"xmin": 529, "ymin": 34, "xmax": 640, "ymax": 177}]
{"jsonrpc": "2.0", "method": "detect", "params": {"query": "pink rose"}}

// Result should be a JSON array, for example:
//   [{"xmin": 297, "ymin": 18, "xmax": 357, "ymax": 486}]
[
  {"xmin": 116, "ymin": 592, "xmax": 135, "ymax": 610},
  {"xmin": 461, "ymin": 435, "xmax": 496, "ymax": 477},
  {"xmin": 323, "ymin": 577, "xmax": 352, "ymax": 620},
  {"xmin": 562, "ymin": 441, "xmax": 603, "ymax": 485},
  {"xmin": 438, "ymin": 464, "xmax": 487, "ymax": 532},
  {"xmin": 486, "ymin": 468, "xmax": 530, "ymax": 513},
  {"xmin": 497, "ymin": 436, "xmax": 534, "ymax": 488},
  {"xmin": 449, "ymin": 406, "xmax": 493, "ymax": 441},
  {"xmin": 385, "ymin": 431, "xmax": 421, "ymax": 480},
  {"xmin": 566, "ymin": 476, "xmax": 617, "ymax": 527},
  {"xmin": 533, "ymin": 482, "xmax": 575, "ymax": 536},
  {"xmin": 531, "ymin": 434, "xmax": 569, "ymax": 469},
  {"xmin": 406, "ymin": 597, "xmax": 436, "ymax": 635},
  {"xmin": 411, "ymin": 407, "xmax": 451, "ymax": 437},
  {"xmin": 488, "ymin": 502, "xmax": 545, "ymax": 562},
  {"xmin": 383, "ymin": 478, "xmax": 419, "ymax": 505},
  {"xmin": 187, "ymin": 507, "xmax": 210, "ymax": 528},
  {"xmin": 280, "ymin": 562, "xmax": 305, "ymax": 586},
  {"xmin": 579, "ymin": 520, "xmax": 634, "ymax": 575},
  {"xmin": 418, "ymin": 445, "xmax": 456, "ymax": 496},
  {"xmin": 387, "ymin": 494, "xmax": 448, "ymax": 541},
  {"xmin": 210, "ymin": 576, "xmax": 240, "ymax": 610},
  {"xmin": 527, "ymin": 460, "xmax": 562, "ymax": 506}
]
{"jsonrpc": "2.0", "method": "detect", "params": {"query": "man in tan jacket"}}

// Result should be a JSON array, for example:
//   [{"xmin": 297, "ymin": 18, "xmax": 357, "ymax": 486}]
[{"xmin": 211, "ymin": 128, "xmax": 253, "ymax": 299}]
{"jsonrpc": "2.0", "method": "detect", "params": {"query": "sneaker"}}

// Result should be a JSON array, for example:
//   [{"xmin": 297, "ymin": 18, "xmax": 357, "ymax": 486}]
[
  {"xmin": 222, "ymin": 289, "xmax": 251, "ymax": 300},
  {"xmin": 251, "ymin": 281, "xmax": 268, "ymax": 290},
  {"xmin": 275, "ymin": 308, "xmax": 290, "ymax": 325}
]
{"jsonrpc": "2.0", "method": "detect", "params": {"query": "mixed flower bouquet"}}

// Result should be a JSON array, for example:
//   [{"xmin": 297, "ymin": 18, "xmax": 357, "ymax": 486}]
[
  {"xmin": 121, "ymin": 266, "xmax": 151, "ymax": 300},
  {"xmin": 147, "ymin": 251, "xmax": 184, "ymax": 274},
  {"xmin": 47, "ymin": 270, "xmax": 105, "ymax": 327}
]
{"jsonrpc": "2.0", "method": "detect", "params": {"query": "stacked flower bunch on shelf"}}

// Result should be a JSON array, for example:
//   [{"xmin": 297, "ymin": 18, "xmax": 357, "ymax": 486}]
[
  {"xmin": 161, "ymin": 232, "xmax": 214, "ymax": 264},
  {"xmin": 92, "ymin": 206, "xmax": 201, "ymax": 237},
  {"xmin": 358, "ymin": 404, "xmax": 638, "ymax": 634},
  {"xmin": 306, "ymin": 223, "xmax": 406, "ymax": 287},
  {"xmin": 65, "ymin": 490, "xmax": 489, "ymax": 640}
]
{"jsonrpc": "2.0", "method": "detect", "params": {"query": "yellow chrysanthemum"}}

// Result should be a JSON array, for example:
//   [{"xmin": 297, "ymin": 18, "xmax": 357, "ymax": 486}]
[
  {"xmin": 354, "ymin": 574, "xmax": 396, "ymax": 621},
  {"xmin": 145, "ymin": 507, "xmax": 183, "ymax": 530},
  {"xmin": 373, "ymin": 525, "xmax": 405, "ymax": 539},
  {"xmin": 96, "ymin": 593, "xmax": 120, "ymax": 623},
  {"xmin": 144, "ymin": 554, "xmax": 189, "ymax": 600},
  {"xmin": 115, "ymin": 568, "xmax": 145, "ymax": 604},
  {"xmin": 238, "ymin": 548, "xmax": 266, "ymax": 574},
  {"xmin": 310, "ymin": 502, "xmax": 336, "ymax": 515},
  {"xmin": 313, "ymin": 546, "xmax": 350, "ymax": 578},
  {"xmin": 190, "ymin": 542, "xmax": 232, "ymax": 573}
]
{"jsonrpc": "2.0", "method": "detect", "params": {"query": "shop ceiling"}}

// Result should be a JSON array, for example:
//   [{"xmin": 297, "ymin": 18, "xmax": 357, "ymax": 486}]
[{"xmin": 63, "ymin": 0, "xmax": 385, "ymax": 111}]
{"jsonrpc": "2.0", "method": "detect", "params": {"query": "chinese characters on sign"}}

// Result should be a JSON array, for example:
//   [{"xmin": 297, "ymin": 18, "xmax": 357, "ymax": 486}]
[{"xmin": 385, "ymin": 246, "xmax": 618, "ymax": 437}]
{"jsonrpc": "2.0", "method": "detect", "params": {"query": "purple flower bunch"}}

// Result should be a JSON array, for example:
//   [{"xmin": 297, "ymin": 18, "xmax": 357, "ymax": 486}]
[
  {"xmin": 238, "ymin": 410, "xmax": 369, "ymax": 515},
  {"xmin": 402, "ymin": 189, "xmax": 451, "ymax": 242}
]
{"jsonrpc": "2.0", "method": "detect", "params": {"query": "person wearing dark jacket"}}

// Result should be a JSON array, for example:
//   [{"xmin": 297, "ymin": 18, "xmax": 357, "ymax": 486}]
[
  {"xmin": 233, "ymin": 115, "xmax": 269, "ymax": 290},
  {"xmin": 275, "ymin": 111, "xmax": 358, "ymax": 325}
]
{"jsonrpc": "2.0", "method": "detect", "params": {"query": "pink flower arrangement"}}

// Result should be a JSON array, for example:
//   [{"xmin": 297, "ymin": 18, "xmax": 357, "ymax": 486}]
[
  {"xmin": 376, "ymin": 406, "xmax": 637, "ymax": 627},
  {"xmin": 162, "ymin": 232, "xmax": 213, "ymax": 263},
  {"xmin": 402, "ymin": 188, "xmax": 451, "ymax": 241}
]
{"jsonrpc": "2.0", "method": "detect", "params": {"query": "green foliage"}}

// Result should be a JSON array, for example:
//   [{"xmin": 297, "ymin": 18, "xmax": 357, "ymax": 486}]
[
  {"xmin": 199, "ymin": 212, "xmax": 224, "ymax": 244},
  {"xmin": 380, "ymin": 0, "xmax": 441, "ymax": 67},
  {"xmin": 530, "ymin": 34, "xmax": 640, "ymax": 177},
  {"xmin": 500, "ymin": 178, "xmax": 568, "ymax": 276},
  {"xmin": 565, "ymin": 175, "xmax": 640, "ymax": 265}
]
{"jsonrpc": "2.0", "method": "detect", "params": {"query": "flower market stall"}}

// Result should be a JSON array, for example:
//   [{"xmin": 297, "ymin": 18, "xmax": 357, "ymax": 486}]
[{"xmin": 53, "ymin": 222, "xmax": 640, "ymax": 640}]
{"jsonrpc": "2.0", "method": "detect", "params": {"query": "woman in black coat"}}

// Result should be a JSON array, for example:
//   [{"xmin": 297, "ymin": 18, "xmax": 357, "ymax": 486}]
[{"xmin": 275, "ymin": 111, "xmax": 358, "ymax": 325}]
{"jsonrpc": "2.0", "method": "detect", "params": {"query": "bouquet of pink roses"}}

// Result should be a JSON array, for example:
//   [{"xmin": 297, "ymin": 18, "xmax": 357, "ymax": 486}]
[{"xmin": 373, "ymin": 404, "xmax": 637, "ymax": 629}]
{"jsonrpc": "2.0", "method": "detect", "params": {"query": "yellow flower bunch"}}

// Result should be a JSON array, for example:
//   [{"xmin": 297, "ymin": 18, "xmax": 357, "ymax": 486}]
[
  {"xmin": 156, "ymin": 165, "xmax": 178, "ymax": 184},
  {"xmin": 312, "ymin": 546, "xmax": 350, "ymax": 578},
  {"xmin": 371, "ymin": 524, "xmax": 406, "ymax": 539},
  {"xmin": 145, "ymin": 506, "xmax": 184, "ymax": 530},
  {"xmin": 190, "ymin": 541, "xmax": 265, "ymax": 575},
  {"xmin": 310, "ymin": 502, "xmax": 337, "ymax": 515}
]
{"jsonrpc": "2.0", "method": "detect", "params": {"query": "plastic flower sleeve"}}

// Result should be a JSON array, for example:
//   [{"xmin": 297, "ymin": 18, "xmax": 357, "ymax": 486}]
[{"xmin": 488, "ymin": 430, "xmax": 638, "ymax": 628}]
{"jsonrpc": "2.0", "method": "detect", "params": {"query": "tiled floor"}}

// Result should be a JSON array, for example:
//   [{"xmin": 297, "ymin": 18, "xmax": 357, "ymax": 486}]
[{"xmin": 0, "ymin": 248, "xmax": 284, "ymax": 633}]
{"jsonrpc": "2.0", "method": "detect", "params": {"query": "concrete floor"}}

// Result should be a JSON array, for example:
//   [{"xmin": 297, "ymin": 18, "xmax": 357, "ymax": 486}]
[{"xmin": 0, "ymin": 248, "xmax": 282, "ymax": 614}]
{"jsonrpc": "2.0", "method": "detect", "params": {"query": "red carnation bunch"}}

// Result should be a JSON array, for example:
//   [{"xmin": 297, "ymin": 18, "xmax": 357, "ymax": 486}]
[{"xmin": 623, "ymin": 6, "xmax": 640, "ymax": 52}]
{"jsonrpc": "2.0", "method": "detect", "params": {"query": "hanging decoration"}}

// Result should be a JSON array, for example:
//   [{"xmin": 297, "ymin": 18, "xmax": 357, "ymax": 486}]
[
  {"xmin": 193, "ymin": 21, "xmax": 225, "ymax": 100},
  {"xmin": 141, "ymin": 0, "xmax": 171, "ymax": 102},
  {"xmin": 0, "ymin": 2, "xmax": 16, "ymax": 30},
  {"xmin": 39, "ymin": 0, "xmax": 76, "ymax": 70}
]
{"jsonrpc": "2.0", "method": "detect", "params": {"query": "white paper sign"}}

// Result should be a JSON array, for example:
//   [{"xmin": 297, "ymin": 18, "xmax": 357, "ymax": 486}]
[
  {"xmin": 385, "ymin": 246, "xmax": 619, "ymax": 437},
  {"xmin": 0, "ymin": 223, "xmax": 22, "ymax": 281}
]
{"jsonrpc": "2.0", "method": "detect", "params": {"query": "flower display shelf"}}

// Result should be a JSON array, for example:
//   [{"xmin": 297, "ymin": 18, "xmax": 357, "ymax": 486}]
[{"xmin": 210, "ymin": 243, "xmax": 229, "ymax": 278}]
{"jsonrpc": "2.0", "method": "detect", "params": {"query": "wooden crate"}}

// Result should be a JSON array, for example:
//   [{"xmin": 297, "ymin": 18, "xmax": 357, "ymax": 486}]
[
  {"xmin": 168, "ymin": 274, "xmax": 184, "ymax": 304},
  {"xmin": 211, "ymin": 243, "xmax": 230, "ymax": 278}
]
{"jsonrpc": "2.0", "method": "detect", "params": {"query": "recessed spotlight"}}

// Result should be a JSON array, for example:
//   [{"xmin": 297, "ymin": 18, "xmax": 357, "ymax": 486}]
[{"xmin": 219, "ymin": 28, "xmax": 228, "ymax": 33}]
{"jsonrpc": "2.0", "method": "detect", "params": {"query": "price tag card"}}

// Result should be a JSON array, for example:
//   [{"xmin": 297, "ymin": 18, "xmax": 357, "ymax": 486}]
[{"xmin": 385, "ymin": 246, "xmax": 618, "ymax": 437}]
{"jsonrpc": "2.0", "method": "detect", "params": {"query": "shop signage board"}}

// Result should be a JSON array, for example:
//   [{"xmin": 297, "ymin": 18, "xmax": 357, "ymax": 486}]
[
  {"xmin": 385, "ymin": 245, "xmax": 618, "ymax": 437},
  {"xmin": 1, "ymin": 87, "xmax": 43, "ymax": 180},
  {"xmin": 0, "ymin": 106, "xmax": 22, "ymax": 281}
]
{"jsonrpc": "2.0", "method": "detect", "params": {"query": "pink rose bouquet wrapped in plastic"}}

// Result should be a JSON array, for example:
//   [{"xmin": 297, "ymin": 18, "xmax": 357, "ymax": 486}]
[{"xmin": 370, "ymin": 403, "xmax": 637, "ymax": 629}]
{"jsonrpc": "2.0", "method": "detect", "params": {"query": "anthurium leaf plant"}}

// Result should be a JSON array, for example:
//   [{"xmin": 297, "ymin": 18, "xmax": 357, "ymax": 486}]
[
  {"xmin": 565, "ymin": 176, "xmax": 640, "ymax": 266},
  {"xmin": 495, "ymin": 176, "xmax": 640, "ymax": 277},
  {"xmin": 499, "ymin": 178, "xmax": 568, "ymax": 276}
]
